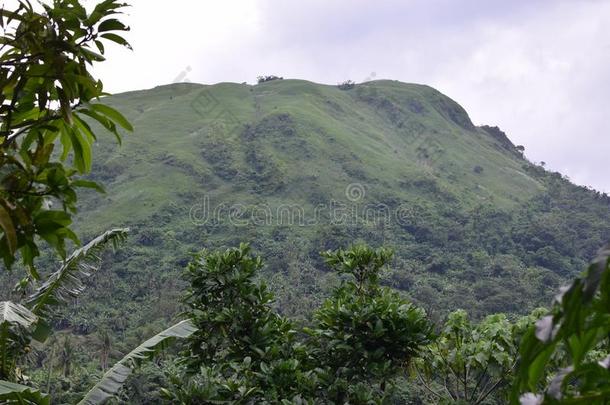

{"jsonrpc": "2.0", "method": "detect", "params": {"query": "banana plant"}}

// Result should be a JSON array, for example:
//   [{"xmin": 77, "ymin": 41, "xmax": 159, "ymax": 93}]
[
  {"xmin": 0, "ymin": 379, "xmax": 50, "ymax": 404},
  {"xmin": 0, "ymin": 229, "xmax": 128, "ymax": 394},
  {"xmin": 0, "ymin": 318, "xmax": 196, "ymax": 405},
  {"xmin": 78, "ymin": 319, "xmax": 197, "ymax": 405},
  {"xmin": 0, "ymin": 228, "xmax": 198, "ymax": 404},
  {"xmin": 26, "ymin": 229, "xmax": 129, "ymax": 318}
]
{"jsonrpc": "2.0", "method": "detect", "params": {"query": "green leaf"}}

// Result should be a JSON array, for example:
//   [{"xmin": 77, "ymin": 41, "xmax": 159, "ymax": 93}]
[
  {"xmin": 72, "ymin": 179, "xmax": 106, "ymax": 193},
  {"xmin": 78, "ymin": 319, "xmax": 197, "ymax": 405},
  {"xmin": 81, "ymin": 47, "xmax": 106, "ymax": 62},
  {"xmin": 0, "ymin": 302, "xmax": 40, "ymax": 381},
  {"xmin": 34, "ymin": 210, "xmax": 72, "ymax": 230},
  {"xmin": 27, "ymin": 228, "xmax": 129, "ymax": 316},
  {"xmin": 98, "ymin": 18, "xmax": 128, "ymax": 32},
  {"xmin": 59, "ymin": 130, "xmax": 72, "ymax": 162},
  {"xmin": 68, "ymin": 126, "xmax": 92, "ymax": 173},
  {"xmin": 94, "ymin": 39, "xmax": 105, "ymax": 54},
  {"xmin": 73, "ymin": 110, "xmax": 98, "ymax": 142},
  {"xmin": 77, "ymin": 108, "xmax": 122, "ymax": 145},
  {"xmin": 90, "ymin": 103, "xmax": 133, "ymax": 131},
  {"xmin": 100, "ymin": 33, "xmax": 132, "ymax": 50},
  {"xmin": 0, "ymin": 380, "xmax": 50, "ymax": 405},
  {"xmin": 31, "ymin": 319, "xmax": 52, "ymax": 343}
]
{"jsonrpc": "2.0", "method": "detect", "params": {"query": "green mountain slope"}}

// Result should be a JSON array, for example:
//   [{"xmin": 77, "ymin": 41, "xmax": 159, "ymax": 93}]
[
  {"xmin": 85, "ymin": 80, "xmax": 541, "ymax": 221},
  {"xmin": 29, "ymin": 79, "xmax": 610, "ymax": 333}
]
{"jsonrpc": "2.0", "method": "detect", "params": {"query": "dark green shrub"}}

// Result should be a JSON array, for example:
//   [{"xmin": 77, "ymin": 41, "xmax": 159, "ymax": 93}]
[
  {"xmin": 257, "ymin": 75, "xmax": 283, "ymax": 83},
  {"xmin": 337, "ymin": 80, "xmax": 356, "ymax": 90}
]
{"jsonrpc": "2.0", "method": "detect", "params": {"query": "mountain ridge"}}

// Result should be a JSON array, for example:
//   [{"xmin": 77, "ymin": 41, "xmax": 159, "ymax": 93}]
[{"xmin": 44, "ymin": 78, "xmax": 608, "ymax": 332}]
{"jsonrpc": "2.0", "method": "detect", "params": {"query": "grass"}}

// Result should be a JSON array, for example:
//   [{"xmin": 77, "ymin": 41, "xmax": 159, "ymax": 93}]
[{"xmin": 67, "ymin": 78, "xmax": 610, "ymax": 326}]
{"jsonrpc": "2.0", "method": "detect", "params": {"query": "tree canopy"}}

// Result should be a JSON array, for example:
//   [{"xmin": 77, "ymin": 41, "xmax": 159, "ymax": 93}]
[{"xmin": 0, "ymin": 0, "xmax": 132, "ymax": 274}]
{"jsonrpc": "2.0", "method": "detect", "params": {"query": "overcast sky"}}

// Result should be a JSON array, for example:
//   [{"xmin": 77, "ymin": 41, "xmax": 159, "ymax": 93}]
[{"xmin": 90, "ymin": 0, "xmax": 610, "ymax": 192}]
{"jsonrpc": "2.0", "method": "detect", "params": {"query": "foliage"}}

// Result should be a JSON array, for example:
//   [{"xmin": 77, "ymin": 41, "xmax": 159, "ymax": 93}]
[
  {"xmin": 50, "ymin": 79, "xmax": 610, "ymax": 345},
  {"xmin": 79, "ymin": 319, "xmax": 196, "ymax": 405},
  {"xmin": 168, "ymin": 243, "xmax": 308, "ymax": 403},
  {"xmin": 0, "ymin": 379, "xmax": 50, "ymax": 404},
  {"xmin": 166, "ymin": 244, "xmax": 433, "ymax": 404},
  {"xmin": 0, "ymin": 0, "xmax": 132, "ymax": 273},
  {"xmin": 307, "ymin": 246, "xmax": 433, "ymax": 402},
  {"xmin": 415, "ymin": 308, "xmax": 546, "ymax": 404},
  {"xmin": 257, "ymin": 75, "xmax": 283, "ymax": 83},
  {"xmin": 320, "ymin": 245, "xmax": 393, "ymax": 293},
  {"xmin": 513, "ymin": 245, "xmax": 610, "ymax": 404},
  {"xmin": 337, "ymin": 80, "xmax": 355, "ymax": 90},
  {"xmin": 0, "ymin": 229, "xmax": 126, "ymax": 397},
  {"xmin": 0, "ymin": 228, "xmax": 190, "ymax": 404},
  {"xmin": 27, "ymin": 228, "xmax": 128, "ymax": 317},
  {"xmin": 0, "ymin": 301, "xmax": 41, "ymax": 381},
  {"xmin": 0, "ymin": 55, "xmax": 609, "ymax": 403}
]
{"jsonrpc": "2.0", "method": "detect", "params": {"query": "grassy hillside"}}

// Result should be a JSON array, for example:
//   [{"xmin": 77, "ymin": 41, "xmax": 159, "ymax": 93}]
[
  {"xmin": 83, "ymin": 79, "xmax": 542, "ymax": 225},
  {"xmin": 5, "ymin": 78, "xmax": 608, "ymax": 347},
  {"xmin": 47, "ymin": 79, "xmax": 605, "ymax": 330}
]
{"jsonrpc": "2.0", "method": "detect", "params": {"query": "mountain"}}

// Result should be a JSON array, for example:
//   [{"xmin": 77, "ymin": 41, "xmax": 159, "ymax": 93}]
[{"xmin": 33, "ymin": 79, "xmax": 610, "ymax": 334}]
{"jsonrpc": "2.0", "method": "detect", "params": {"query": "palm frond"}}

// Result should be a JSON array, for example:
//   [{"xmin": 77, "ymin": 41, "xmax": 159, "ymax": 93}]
[
  {"xmin": 26, "ymin": 228, "xmax": 129, "ymax": 316},
  {"xmin": 0, "ymin": 379, "xmax": 50, "ymax": 404},
  {"xmin": 78, "ymin": 319, "xmax": 197, "ymax": 405}
]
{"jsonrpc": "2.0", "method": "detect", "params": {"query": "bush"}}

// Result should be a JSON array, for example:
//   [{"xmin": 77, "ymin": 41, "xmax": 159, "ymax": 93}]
[
  {"xmin": 337, "ymin": 80, "xmax": 356, "ymax": 90},
  {"xmin": 257, "ymin": 75, "xmax": 283, "ymax": 83}
]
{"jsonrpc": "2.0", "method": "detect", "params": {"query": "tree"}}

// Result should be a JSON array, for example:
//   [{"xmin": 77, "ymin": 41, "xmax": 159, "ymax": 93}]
[
  {"xmin": 166, "ymin": 243, "xmax": 306, "ymax": 403},
  {"xmin": 0, "ymin": 0, "xmax": 132, "ymax": 274},
  {"xmin": 308, "ymin": 245, "xmax": 434, "ymax": 403},
  {"xmin": 0, "ymin": 228, "xmax": 135, "ymax": 405},
  {"xmin": 92, "ymin": 329, "xmax": 113, "ymax": 371},
  {"xmin": 166, "ymin": 244, "xmax": 433, "ymax": 404},
  {"xmin": 0, "ymin": 228, "xmax": 195, "ymax": 404},
  {"xmin": 58, "ymin": 335, "xmax": 73, "ymax": 378},
  {"xmin": 414, "ymin": 308, "xmax": 545, "ymax": 404},
  {"xmin": 0, "ymin": 2, "xmax": 198, "ymax": 403}
]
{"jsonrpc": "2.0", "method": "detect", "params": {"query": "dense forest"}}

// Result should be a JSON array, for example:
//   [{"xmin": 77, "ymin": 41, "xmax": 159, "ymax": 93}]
[{"xmin": 1, "ymin": 1, "xmax": 610, "ymax": 404}]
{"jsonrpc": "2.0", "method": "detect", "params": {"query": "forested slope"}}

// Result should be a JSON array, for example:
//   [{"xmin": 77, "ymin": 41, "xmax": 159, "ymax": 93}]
[{"xmin": 67, "ymin": 79, "xmax": 610, "ymax": 325}]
